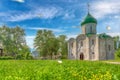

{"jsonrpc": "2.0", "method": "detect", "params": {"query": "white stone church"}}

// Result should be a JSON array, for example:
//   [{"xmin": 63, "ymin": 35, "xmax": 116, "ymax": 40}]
[{"xmin": 68, "ymin": 11, "xmax": 115, "ymax": 60}]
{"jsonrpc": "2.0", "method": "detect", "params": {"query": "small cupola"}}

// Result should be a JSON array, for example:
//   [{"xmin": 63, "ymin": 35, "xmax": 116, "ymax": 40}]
[
  {"xmin": 81, "ymin": 4, "xmax": 97, "ymax": 34},
  {"xmin": 81, "ymin": 12, "xmax": 97, "ymax": 26}
]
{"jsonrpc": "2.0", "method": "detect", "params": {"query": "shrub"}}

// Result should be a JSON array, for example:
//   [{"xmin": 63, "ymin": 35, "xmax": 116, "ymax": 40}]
[
  {"xmin": 116, "ymin": 49, "xmax": 120, "ymax": 58},
  {"xmin": 0, "ymin": 56, "xmax": 14, "ymax": 60}
]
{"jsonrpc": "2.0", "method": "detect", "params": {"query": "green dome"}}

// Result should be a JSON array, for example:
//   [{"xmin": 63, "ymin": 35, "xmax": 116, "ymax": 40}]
[{"xmin": 81, "ymin": 13, "xmax": 97, "ymax": 26}]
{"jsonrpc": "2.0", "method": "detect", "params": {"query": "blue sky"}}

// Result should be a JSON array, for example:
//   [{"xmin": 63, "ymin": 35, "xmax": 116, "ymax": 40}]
[{"xmin": 0, "ymin": 0, "xmax": 120, "ymax": 49}]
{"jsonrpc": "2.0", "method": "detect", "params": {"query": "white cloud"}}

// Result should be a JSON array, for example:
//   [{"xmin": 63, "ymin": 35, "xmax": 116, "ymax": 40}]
[
  {"xmin": 72, "ymin": 26, "xmax": 80, "ymax": 28},
  {"xmin": 114, "ymin": 15, "xmax": 120, "ymax": 19},
  {"xmin": 28, "ymin": 27, "xmax": 66, "ymax": 33},
  {"xmin": 26, "ymin": 36, "xmax": 35, "ymax": 49},
  {"xmin": 66, "ymin": 34, "xmax": 78, "ymax": 40},
  {"xmin": 91, "ymin": 0, "xmax": 120, "ymax": 19},
  {"xmin": 8, "ymin": 7, "xmax": 60, "ymax": 22},
  {"xmin": 26, "ymin": 36, "xmax": 35, "ymax": 39},
  {"xmin": 106, "ymin": 32, "xmax": 120, "ymax": 37},
  {"xmin": 62, "ymin": 13, "xmax": 75, "ymax": 20},
  {"xmin": 12, "ymin": 0, "xmax": 25, "ymax": 3}
]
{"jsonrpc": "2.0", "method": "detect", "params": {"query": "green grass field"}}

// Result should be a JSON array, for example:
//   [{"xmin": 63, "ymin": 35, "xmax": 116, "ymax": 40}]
[{"xmin": 0, "ymin": 60, "xmax": 120, "ymax": 80}]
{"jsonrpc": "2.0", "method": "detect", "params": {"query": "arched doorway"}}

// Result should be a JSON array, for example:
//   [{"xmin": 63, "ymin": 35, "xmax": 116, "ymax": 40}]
[{"xmin": 80, "ymin": 53, "xmax": 84, "ymax": 60}]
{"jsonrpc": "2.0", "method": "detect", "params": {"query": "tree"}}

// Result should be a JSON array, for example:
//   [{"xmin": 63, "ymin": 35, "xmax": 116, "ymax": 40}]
[
  {"xmin": 34, "ymin": 30, "xmax": 59, "ymax": 59},
  {"xmin": 34, "ymin": 30, "xmax": 68, "ymax": 59},
  {"xmin": 115, "ymin": 48, "xmax": 120, "ymax": 58},
  {"xmin": 113, "ymin": 36, "xmax": 120, "ymax": 50},
  {"xmin": 11, "ymin": 26, "xmax": 27, "ymax": 58},
  {"xmin": 0, "ymin": 25, "xmax": 12, "ymax": 55},
  {"xmin": 47, "ymin": 38, "xmax": 59, "ymax": 59},
  {"xmin": 113, "ymin": 36, "xmax": 120, "ymax": 59},
  {"xmin": 57, "ymin": 35, "xmax": 68, "ymax": 59},
  {"xmin": 0, "ymin": 25, "xmax": 31, "ymax": 59}
]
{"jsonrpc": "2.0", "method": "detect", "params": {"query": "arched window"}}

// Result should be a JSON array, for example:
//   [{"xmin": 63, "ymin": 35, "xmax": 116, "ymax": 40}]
[
  {"xmin": 71, "ymin": 43, "xmax": 73, "ymax": 48},
  {"xmin": 92, "ymin": 39, "xmax": 94, "ymax": 45},
  {"xmin": 108, "ymin": 45, "xmax": 110, "ymax": 51},
  {"xmin": 92, "ymin": 52, "xmax": 95, "ymax": 59},
  {"xmin": 90, "ymin": 26, "xmax": 92, "ymax": 33},
  {"xmin": 71, "ymin": 53, "xmax": 73, "ymax": 56},
  {"xmin": 81, "ymin": 41, "xmax": 83, "ymax": 46}
]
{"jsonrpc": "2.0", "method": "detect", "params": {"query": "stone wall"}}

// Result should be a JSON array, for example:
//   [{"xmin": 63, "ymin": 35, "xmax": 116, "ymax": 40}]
[
  {"xmin": 105, "ymin": 38, "xmax": 114, "ymax": 60},
  {"xmin": 99, "ymin": 38, "xmax": 114, "ymax": 60},
  {"xmin": 68, "ymin": 38, "xmax": 76, "ymax": 59},
  {"xmin": 84, "ymin": 37, "xmax": 90, "ymax": 60},
  {"xmin": 68, "ymin": 34, "xmax": 114, "ymax": 60},
  {"xmin": 95, "ymin": 37, "xmax": 100, "ymax": 60},
  {"xmin": 88, "ymin": 35, "xmax": 99, "ymax": 60},
  {"xmin": 99, "ymin": 38, "xmax": 107, "ymax": 60},
  {"xmin": 76, "ymin": 34, "xmax": 89, "ymax": 60},
  {"xmin": 81, "ymin": 23, "xmax": 97, "ymax": 34}
]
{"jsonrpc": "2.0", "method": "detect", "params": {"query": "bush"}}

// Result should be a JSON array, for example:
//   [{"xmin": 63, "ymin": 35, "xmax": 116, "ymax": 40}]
[
  {"xmin": 61, "ymin": 55, "xmax": 67, "ymax": 59},
  {"xmin": 16, "ymin": 54, "xmax": 24, "ymax": 60},
  {"xmin": 0, "ymin": 56, "xmax": 14, "ymax": 60},
  {"xmin": 27, "ymin": 55, "xmax": 34, "ymax": 60},
  {"xmin": 116, "ymin": 49, "xmax": 120, "ymax": 58}
]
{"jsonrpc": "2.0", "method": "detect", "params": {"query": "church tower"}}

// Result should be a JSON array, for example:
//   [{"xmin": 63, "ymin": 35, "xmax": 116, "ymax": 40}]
[
  {"xmin": 81, "ymin": 4, "xmax": 97, "ymax": 34},
  {"xmin": 68, "ymin": 3, "xmax": 114, "ymax": 60}
]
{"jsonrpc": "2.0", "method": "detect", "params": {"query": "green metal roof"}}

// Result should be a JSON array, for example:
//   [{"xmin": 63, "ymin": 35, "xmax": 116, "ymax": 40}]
[
  {"xmin": 81, "ymin": 13, "xmax": 97, "ymax": 26},
  {"xmin": 98, "ymin": 33, "xmax": 112, "ymax": 39},
  {"xmin": 86, "ymin": 33, "xmax": 95, "ymax": 37}
]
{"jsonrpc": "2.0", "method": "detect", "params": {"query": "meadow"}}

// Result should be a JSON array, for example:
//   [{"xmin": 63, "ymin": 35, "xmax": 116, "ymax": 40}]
[{"xmin": 0, "ymin": 60, "xmax": 120, "ymax": 80}]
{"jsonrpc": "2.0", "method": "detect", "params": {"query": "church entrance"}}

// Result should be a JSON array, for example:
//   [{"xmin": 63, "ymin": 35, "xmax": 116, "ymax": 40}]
[{"xmin": 80, "ymin": 53, "xmax": 84, "ymax": 60}]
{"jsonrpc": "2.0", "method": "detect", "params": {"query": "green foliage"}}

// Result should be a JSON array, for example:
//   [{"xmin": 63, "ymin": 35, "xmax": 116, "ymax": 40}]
[
  {"xmin": 34, "ymin": 30, "xmax": 68, "ymax": 59},
  {"xmin": 34, "ymin": 30, "xmax": 57, "ymax": 58},
  {"xmin": 57, "ymin": 35, "xmax": 68, "ymax": 58},
  {"xmin": 0, "ymin": 25, "xmax": 31, "ymax": 59},
  {"xmin": 98, "ymin": 33, "xmax": 112, "ymax": 39},
  {"xmin": 0, "ymin": 56, "xmax": 14, "ymax": 60},
  {"xmin": 115, "ymin": 48, "xmax": 120, "ymax": 58},
  {"xmin": 0, "ymin": 60, "xmax": 120, "ymax": 80},
  {"xmin": 113, "ymin": 36, "xmax": 120, "ymax": 50}
]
